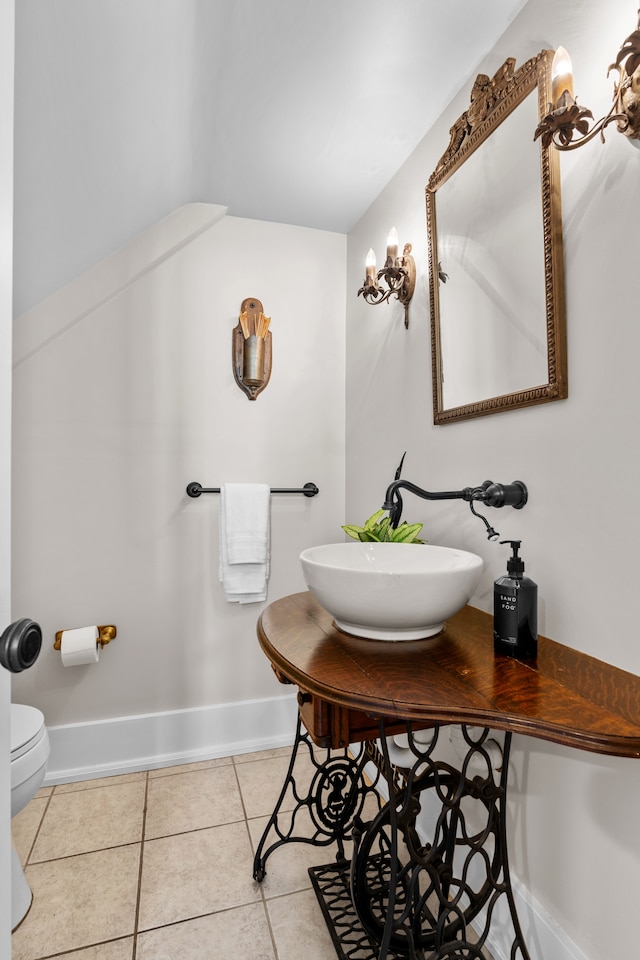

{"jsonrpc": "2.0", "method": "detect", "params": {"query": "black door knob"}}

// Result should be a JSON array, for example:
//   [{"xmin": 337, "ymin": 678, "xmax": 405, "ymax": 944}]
[{"xmin": 0, "ymin": 619, "xmax": 43, "ymax": 673}]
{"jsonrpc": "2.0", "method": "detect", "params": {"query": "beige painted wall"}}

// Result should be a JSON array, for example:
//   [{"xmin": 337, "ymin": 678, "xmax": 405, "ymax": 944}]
[
  {"xmin": 11, "ymin": 207, "xmax": 346, "ymax": 725},
  {"xmin": 346, "ymin": 1, "xmax": 640, "ymax": 957}
]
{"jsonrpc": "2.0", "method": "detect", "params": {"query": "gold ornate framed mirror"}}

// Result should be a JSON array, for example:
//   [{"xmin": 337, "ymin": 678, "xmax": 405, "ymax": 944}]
[{"xmin": 426, "ymin": 50, "xmax": 568, "ymax": 424}]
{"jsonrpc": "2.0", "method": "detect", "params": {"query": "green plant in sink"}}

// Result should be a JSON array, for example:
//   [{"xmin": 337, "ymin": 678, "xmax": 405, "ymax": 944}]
[{"xmin": 342, "ymin": 509, "xmax": 425, "ymax": 544}]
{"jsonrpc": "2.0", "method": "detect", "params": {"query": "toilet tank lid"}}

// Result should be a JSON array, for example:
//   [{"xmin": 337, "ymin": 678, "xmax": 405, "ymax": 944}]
[{"xmin": 11, "ymin": 704, "xmax": 45, "ymax": 754}]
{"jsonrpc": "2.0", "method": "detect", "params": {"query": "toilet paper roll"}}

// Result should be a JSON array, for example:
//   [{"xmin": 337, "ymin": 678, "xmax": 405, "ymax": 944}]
[{"xmin": 60, "ymin": 626, "xmax": 100, "ymax": 666}]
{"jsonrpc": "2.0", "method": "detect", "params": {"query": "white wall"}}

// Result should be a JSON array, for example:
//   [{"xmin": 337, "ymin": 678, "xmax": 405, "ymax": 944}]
[
  {"xmin": 0, "ymin": 0, "xmax": 15, "ymax": 950},
  {"xmin": 11, "ymin": 206, "xmax": 346, "ymax": 733},
  {"xmin": 346, "ymin": 1, "xmax": 640, "ymax": 957},
  {"xmin": 13, "ymin": 0, "xmax": 209, "ymax": 316},
  {"xmin": 12, "ymin": 0, "xmax": 528, "ymax": 317}
]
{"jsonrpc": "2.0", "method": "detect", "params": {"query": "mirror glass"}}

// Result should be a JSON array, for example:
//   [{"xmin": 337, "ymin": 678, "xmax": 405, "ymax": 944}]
[{"xmin": 427, "ymin": 51, "xmax": 567, "ymax": 424}]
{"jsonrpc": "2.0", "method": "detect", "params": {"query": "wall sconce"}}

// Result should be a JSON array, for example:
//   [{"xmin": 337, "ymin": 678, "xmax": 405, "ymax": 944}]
[
  {"xmin": 534, "ymin": 9, "xmax": 640, "ymax": 149},
  {"xmin": 232, "ymin": 297, "xmax": 272, "ymax": 400},
  {"xmin": 357, "ymin": 227, "xmax": 416, "ymax": 328}
]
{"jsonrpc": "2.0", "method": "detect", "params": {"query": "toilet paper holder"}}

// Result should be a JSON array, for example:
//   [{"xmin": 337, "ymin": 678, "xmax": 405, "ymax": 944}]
[{"xmin": 53, "ymin": 625, "xmax": 117, "ymax": 651}]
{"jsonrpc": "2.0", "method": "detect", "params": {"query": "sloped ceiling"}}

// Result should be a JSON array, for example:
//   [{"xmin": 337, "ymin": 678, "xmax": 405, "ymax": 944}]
[{"xmin": 13, "ymin": 0, "xmax": 527, "ymax": 314}]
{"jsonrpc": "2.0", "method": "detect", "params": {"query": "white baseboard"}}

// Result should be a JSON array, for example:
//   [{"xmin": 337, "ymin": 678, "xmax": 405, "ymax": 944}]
[
  {"xmin": 44, "ymin": 693, "xmax": 298, "ymax": 784},
  {"xmin": 501, "ymin": 874, "xmax": 590, "ymax": 960}
]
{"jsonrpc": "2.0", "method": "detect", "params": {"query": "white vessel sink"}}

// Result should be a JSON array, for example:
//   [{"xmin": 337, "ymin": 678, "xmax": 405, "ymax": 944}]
[{"xmin": 300, "ymin": 541, "xmax": 483, "ymax": 641}]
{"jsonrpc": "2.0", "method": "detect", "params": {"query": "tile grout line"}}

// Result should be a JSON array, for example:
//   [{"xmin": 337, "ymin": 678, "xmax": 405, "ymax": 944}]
[
  {"xmin": 232, "ymin": 755, "xmax": 281, "ymax": 960},
  {"xmin": 21, "ymin": 935, "xmax": 136, "ymax": 960},
  {"xmin": 47, "ymin": 772, "xmax": 147, "ymax": 794},
  {"xmin": 231, "ymin": 755, "xmax": 251, "ymax": 822},
  {"xmin": 24, "ymin": 790, "xmax": 54, "ymax": 867},
  {"xmin": 131, "ymin": 770, "xmax": 150, "ymax": 959},
  {"xmin": 260, "ymin": 899, "xmax": 281, "ymax": 960}
]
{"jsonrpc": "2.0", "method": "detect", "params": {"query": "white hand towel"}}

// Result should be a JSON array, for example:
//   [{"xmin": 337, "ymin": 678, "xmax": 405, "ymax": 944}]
[{"xmin": 219, "ymin": 483, "xmax": 271, "ymax": 604}]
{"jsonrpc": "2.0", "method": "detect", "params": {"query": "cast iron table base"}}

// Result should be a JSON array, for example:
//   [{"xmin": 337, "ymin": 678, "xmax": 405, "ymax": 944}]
[{"xmin": 254, "ymin": 715, "xmax": 531, "ymax": 960}]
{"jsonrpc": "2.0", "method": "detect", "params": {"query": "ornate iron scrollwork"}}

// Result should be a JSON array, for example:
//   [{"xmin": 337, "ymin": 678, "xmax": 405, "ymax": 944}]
[
  {"xmin": 252, "ymin": 716, "xmax": 382, "ymax": 883},
  {"xmin": 255, "ymin": 715, "xmax": 532, "ymax": 960},
  {"xmin": 344, "ymin": 723, "xmax": 531, "ymax": 959}
]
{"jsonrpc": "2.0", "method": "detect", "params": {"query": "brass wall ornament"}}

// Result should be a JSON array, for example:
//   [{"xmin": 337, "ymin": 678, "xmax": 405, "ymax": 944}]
[
  {"xmin": 435, "ymin": 58, "xmax": 518, "ymax": 173},
  {"xmin": 534, "ymin": 8, "xmax": 640, "ymax": 149},
  {"xmin": 233, "ymin": 297, "xmax": 272, "ymax": 400},
  {"xmin": 357, "ymin": 227, "xmax": 416, "ymax": 328}
]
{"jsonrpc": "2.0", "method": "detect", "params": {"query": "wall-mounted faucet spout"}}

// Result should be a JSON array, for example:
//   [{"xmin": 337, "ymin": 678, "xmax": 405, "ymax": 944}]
[{"xmin": 382, "ymin": 478, "xmax": 528, "ymax": 530}]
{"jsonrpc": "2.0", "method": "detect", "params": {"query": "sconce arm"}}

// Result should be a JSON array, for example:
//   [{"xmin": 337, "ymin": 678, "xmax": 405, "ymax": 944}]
[
  {"xmin": 535, "ymin": 95, "xmax": 629, "ymax": 151},
  {"xmin": 534, "ymin": 12, "xmax": 640, "ymax": 152}
]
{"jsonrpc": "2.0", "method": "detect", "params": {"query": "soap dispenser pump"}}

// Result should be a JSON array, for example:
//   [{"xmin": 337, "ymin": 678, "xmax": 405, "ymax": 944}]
[{"xmin": 494, "ymin": 540, "xmax": 537, "ymax": 660}]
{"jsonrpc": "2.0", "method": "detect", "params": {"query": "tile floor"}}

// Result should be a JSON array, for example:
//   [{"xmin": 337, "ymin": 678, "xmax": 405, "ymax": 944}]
[
  {"xmin": 11, "ymin": 746, "xmax": 351, "ymax": 960},
  {"xmin": 12, "ymin": 744, "xmax": 493, "ymax": 960}
]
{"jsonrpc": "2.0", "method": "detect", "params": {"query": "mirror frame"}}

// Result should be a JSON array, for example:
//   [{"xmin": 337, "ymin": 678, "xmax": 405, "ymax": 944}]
[{"xmin": 426, "ymin": 50, "xmax": 567, "ymax": 424}]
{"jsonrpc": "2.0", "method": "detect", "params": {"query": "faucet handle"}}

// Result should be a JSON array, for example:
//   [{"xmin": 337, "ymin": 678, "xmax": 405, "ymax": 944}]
[
  {"xmin": 481, "ymin": 481, "xmax": 528, "ymax": 509},
  {"xmin": 394, "ymin": 452, "xmax": 407, "ymax": 481}
]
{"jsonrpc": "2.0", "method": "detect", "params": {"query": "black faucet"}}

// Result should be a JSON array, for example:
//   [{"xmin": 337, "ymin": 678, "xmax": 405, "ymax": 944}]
[{"xmin": 382, "ymin": 476, "xmax": 528, "ymax": 539}]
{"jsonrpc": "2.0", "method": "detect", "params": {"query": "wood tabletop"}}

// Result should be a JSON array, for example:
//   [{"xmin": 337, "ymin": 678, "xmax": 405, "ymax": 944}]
[{"xmin": 258, "ymin": 592, "xmax": 640, "ymax": 758}]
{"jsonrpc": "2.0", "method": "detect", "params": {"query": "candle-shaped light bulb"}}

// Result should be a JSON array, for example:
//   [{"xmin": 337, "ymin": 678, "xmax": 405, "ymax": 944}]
[
  {"xmin": 365, "ymin": 248, "xmax": 376, "ymax": 280},
  {"xmin": 386, "ymin": 227, "xmax": 399, "ymax": 263},
  {"xmin": 551, "ymin": 46, "xmax": 574, "ymax": 108}
]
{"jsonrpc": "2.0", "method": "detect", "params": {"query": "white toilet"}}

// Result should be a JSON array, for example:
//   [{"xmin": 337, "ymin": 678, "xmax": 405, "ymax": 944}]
[{"xmin": 10, "ymin": 703, "xmax": 50, "ymax": 930}]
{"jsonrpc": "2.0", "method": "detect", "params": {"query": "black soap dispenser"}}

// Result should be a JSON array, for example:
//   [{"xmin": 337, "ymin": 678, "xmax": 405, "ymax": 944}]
[{"xmin": 494, "ymin": 540, "xmax": 537, "ymax": 660}]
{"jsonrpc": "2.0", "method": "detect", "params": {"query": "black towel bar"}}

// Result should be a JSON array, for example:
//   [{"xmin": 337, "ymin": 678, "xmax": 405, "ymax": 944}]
[{"xmin": 186, "ymin": 482, "xmax": 319, "ymax": 499}]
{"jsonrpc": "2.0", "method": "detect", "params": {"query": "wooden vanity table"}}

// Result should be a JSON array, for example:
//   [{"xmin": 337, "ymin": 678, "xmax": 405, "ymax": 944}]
[{"xmin": 254, "ymin": 592, "xmax": 640, "ymax": 960}]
